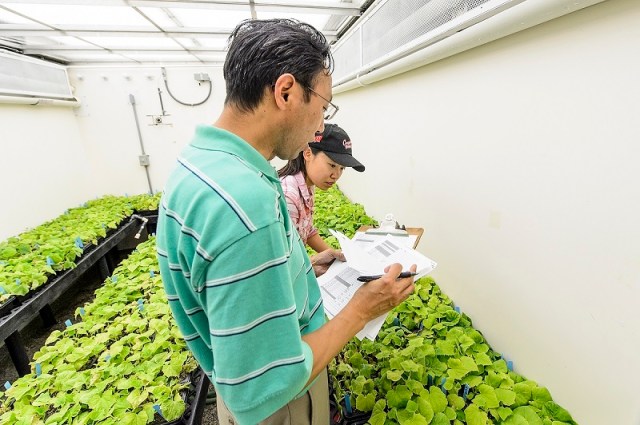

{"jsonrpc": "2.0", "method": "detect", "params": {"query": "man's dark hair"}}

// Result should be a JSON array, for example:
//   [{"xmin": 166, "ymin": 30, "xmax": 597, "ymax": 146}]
[
  {"xmin": 277, "ymin": 146, "xmax": 321, "ymax": 178},
  {"xmin": 224, "ymin": 19, "xmax": 334, "ymax": 112}
]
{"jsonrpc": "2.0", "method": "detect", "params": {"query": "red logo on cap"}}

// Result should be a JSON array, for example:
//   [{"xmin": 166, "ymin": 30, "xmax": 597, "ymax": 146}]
[
  {"xmin": 312, "ymin": 134, "xmax": 323, "ymax": 143},
  {"xmin": 343, "ymin": 139, "xmax": 352, "ymax": 149}
]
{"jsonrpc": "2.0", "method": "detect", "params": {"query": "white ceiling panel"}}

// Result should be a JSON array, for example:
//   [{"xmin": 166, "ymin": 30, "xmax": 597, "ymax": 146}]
[
  {"xmin": 3, "ymin": 3, "xmax": 153, "ymax": 27},
  {"xmin": 0, "ymin": 0, "xmax": 366, "ymax": 65}
]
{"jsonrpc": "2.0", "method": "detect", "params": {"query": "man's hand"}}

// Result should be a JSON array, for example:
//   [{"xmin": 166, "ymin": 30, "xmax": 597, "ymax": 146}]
[
  {"xmin": 348, "ymin": 263, "xmax": 417, "ymax": 323},
  {"xmin": 310, "ymin": 249, "xmax": 346, "ymax": 277}
]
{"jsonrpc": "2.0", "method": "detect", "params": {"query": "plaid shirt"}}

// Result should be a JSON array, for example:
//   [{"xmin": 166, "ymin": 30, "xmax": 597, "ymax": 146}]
[{"xmin": 279, "ymin": 171, "xmax": 318, "ymax": 245}]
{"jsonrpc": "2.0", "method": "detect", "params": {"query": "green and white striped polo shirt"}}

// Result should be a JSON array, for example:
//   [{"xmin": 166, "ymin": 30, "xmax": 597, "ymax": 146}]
[{"xmin": 156, "ymin": 125, "xmax": 326, "ymax": 424}]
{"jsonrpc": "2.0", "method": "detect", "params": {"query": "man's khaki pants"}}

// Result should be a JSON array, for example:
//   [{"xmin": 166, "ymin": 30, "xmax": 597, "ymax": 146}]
[{"xmin": 216, "ymin": 369, "xmax": 329, "ymax": 425}]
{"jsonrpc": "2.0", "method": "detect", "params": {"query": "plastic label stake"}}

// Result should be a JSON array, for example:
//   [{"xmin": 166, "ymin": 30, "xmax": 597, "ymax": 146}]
[
  {"xmin": 149, "ymin": 270, "xmax": 155, "ymax": 278},
  {"xmin": 0, "ymin": 287, "xmax": 5, "ymax": 295},
  {"xmin": 75, "ymin": 237, "xmax": 84, "ymax": 249},
  {"xmin": 440, "ymin": 377, "xmax": 447, "ymax": 394},
  {"xmin": 79, "ymin": 307, "xmax": 85, "ymax": 316},
  {"xmin": 4, "ymin": 382, "xmax": 10, "ymax": 390},
  {"xmin": 64, "ymin": 319, "xmax": 72, "ymax": 327},
  {"xmin": 46, "ymin": 256, "xmax": 54, "ymax": 266},
  {"xmin": 112, "ymin": 275, "xmax": 118, "ymax": 283},
  {"xmin": 137, "ymin": 299, "xmax": 144, "ymax": 312},
  {"xmin": 105, "ymin": 355, "xmax": 111, "ymax": 362},
  {"xmin": 454, "ymin": 306, "xmax": 460, "ymax": 313},
  {"xmin": 507, "ymin": 360, "xmax": 513, "ymax": 371},
  {"xmin": 463, "ymin": 384, "xmax": 470, "ymax": 400},
  {"xmin": 15, "ymin": 278, "xmax": 21, "ymax": 285},
  {"xmin": 35, "ymin": 363, "xmax": 42, "ymax": 376},
  {"xmin": 344, "ymin": 393, "xmax": 352, "ymax": 415},
  {"xmin": 153, "ymin": 405, "xmax": 164, "ymax": 419}
]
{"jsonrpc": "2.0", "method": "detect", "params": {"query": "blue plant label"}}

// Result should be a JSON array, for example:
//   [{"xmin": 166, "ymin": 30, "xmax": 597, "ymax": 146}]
[
  {"xmin": 149, "ymin": 270, "xmax": 155, "ymax": 278},
  {"xmin": 0, "ymin": 287, "xmax": 5, "ymax": 295},
  {"xmin": 65, "ymin": 319, "xmax": 72, "ymax": 327},
  {"xmin": 75, "ymin": 237, "xmax": 84, "ymax": 249},
  {"xmin": 35, "ymin": 363, "xmax": 42, "ymax": 376},
  {"xmin": 344, "ymin": 393, "xmax": 352, "ymax": 414},
  {"xmin": 101, "ymin": 223, "xmax": 106, "ymax": 228},
  {"xmin": 427, "ymin": 374, "xmax": 433, "ymax": 387},
  {"xmin": 153, "ymin": 404, "xmax": 164, "ymax": 418},
  {"xmin": 79, "ymin": 307, "xmax": 85, "ymax": 316},
  {"xmin": 46, "ymin": 256, "xmax": 54, "ymax": 266},
  {"xmin": 463, "ymin": 384, "xmax": 470, "ymax": 400},
  {"xmin": 15, "ymin": 278, "xmax": 21, "ymax": 285},
  {"xmin": 137, "ymin": 299, "xmax": 144, "ymax": 312},
  {"xmin": 454, "ymin": 306, "xmax": 461, "ymax": 313},
  {"xmin": 105, "ymin": 355, "xmax": 111, "ymax": 362},
  {"xmin": 440, "ymin": 377, "xmax": 447, "ymax": 394},
  {"xmin": 111, "ymin": 275, "xmax": 118, "ymax": 283},
  {"xmin": 3, "ymin": 382, "xmax": 10, "ymax": 390},
  {"xmin": 507, "ymin": 360, "xmax": 514, "ymax": 371}
]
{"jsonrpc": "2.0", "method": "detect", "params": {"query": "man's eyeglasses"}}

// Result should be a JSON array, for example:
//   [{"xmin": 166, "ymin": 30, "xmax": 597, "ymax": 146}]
[{"xmin": 306, "ymin": 86, "xmax": 339, "ymax": 121}]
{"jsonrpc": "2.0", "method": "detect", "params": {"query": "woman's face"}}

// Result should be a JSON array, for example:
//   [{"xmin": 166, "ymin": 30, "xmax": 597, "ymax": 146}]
[{"xmin": 304, "ymin": 149, "xmax": 345, "ymax": 190}]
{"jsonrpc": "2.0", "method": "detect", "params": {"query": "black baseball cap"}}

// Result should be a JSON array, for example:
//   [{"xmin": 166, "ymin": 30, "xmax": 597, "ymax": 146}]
[{"xmin": 309, "ymin": 123, "xmax": 365, "ymax": 172}]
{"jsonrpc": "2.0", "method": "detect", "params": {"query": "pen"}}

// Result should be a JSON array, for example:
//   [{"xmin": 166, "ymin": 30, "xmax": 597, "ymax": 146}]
[{"xmin": 357, "ymin": 271, "xmax": 418, "ymax": 282}]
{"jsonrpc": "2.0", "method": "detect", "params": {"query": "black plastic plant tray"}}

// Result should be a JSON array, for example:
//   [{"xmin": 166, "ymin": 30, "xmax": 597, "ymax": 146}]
[
  {"xmin": 153, "ymin": 368, "xmax": 210, "ymax": 425},
  {"xmin": 0, "ymin": 296, "xmax": 18, "ymax": 320},
  {"xmin": 339, "ymin": 400, "xmax": 371, "ymax": 425}
]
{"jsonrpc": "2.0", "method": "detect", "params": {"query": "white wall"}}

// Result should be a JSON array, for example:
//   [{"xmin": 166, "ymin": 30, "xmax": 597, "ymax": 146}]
[
  {"xmin": 68, "ymin": 66, "xmax": 225, "ymax": 197},
  {"xmin": 0, "ymin": 104, "xmax": 93, "ymax": 240},
  {"xmin": 333, "ymin": 1, "xmax": 640, "ymax": 424},
  {"xmin": 1, "ymin": 66, "xmax": 225, "ymax": 240}
]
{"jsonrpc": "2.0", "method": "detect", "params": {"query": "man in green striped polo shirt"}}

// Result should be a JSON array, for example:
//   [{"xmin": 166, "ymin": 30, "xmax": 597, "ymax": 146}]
[{"xmin": 156, "ymin": 19, "xmax": 416, "ymax": 425}]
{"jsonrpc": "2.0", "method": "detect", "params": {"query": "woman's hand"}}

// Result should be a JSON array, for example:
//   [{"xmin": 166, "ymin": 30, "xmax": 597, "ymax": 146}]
[{"xmin": 310, "ymin": 249, "xmax": 346, "ymax": 277}]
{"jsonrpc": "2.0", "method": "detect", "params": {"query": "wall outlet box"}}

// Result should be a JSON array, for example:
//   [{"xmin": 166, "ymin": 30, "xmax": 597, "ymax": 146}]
[{"xmin": 194, "ymin": 72, "xmax": 210, "ymax": 82}]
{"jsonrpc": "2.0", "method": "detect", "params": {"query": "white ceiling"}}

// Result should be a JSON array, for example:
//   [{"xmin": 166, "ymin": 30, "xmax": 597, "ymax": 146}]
[{"xmin": 0, "ymin": 0, "xmax": 366, "ymax": 65}]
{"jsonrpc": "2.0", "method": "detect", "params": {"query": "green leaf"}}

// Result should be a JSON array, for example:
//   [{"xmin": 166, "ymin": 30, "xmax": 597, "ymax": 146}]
[
  {"xmin": 474, "ymin": 384, "xmax": 500, "ymax": 409},
  {"xmin": 465, "ymin": 404, "xmax": 488, "ymax": 425},
  {"xmin": 386, "ymin": 370, "xmax": 403, "ymax": 382},
  {"xmin": 387, "ymin": 385, "xmax": 412, "ymax": 409},
  {"xmin": 532, "ymin": 387, "xmax": 552, "ymax": 403},
  {"xmin": 514, "ymin": 382, "xmax": 532, "ymax": 406},
  {"xmin": 416, "ymin": 398, "xmax": 434, "ymax": 423},
  {"xmin": 447, "ymin": 356, "xmax": 478, "ymax": 380},
  {"xmin": 355, "ymin": 393, "xmax": 376, "ymax": 412},
  {"xmin": 511, "ymin": 406, "xmax": 544, "ymax": 425},
  {"xmin": 497, "ymin": 407, "xmax": 514, "ymax": 420},
  {"xmin": 447, "ymin": 394, "xmax": 465, "ymax": 410},
  {"xmin": 474, "ymin": 352, "xmax": 492, "ymax": 366},
  {"xmin": 428, "ymin": 386, "xmax": 448, "ymax": 413},
  {"xmin": 543, "ymin": 402, "xmax": 574, "ymax": 421},
  {"xmin": 496, "ymin": 388, "xmax": 516, "ymax": 406},
  {"xmin": 431, "ymin": 412, "xmax": 450, "ymax": 425},
  {"xmin": 398, "ymin": 412, "xmax": 429, "ymax": 425},
  {"xmin": 368, "ymin": 412, "xmax": 386, "ymax": 425},
  {"xmin": 126, "ymin": 388, "xmax": 149, "ymax": 409},
  {"xmin": 161, "ymin": 396, "xmax": 186, "ymax": 421}
]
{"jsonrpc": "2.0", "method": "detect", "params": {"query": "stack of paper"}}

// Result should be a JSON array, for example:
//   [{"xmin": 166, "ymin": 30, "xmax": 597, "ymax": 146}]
[{"xmin": 317, "ymin": 229, "xmax": 437, "ymax": 340}]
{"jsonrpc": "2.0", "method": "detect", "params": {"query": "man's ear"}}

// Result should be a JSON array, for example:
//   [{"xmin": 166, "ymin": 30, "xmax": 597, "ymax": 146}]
[{"xmin": 273, "ymin": 73, "xmax": 296, "ymax": 110}]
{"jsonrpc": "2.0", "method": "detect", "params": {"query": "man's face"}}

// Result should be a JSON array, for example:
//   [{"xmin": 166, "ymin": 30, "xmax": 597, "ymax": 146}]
[{"xmin": 278, "ymin": 72, "xmax": 332, "ymax": 160}]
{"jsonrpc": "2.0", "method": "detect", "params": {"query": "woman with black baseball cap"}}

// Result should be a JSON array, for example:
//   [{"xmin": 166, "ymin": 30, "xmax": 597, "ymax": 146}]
[{"xmin": 278, "ymin": 123, "xmax": 365, "ymax": 253}]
